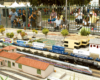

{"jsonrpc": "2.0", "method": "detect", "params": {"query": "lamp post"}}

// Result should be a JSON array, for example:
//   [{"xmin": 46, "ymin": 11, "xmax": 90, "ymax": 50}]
[{"xmin": 65, "ymin": 0, "xmax": 67, "ymax": 20}]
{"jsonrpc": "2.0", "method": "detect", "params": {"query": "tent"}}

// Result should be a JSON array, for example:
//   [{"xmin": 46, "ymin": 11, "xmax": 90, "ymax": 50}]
[
  {"xmin": 26, "ymin": 3, "xmax": 32, "ymax": 7},
  {"xmin": 8, "ymin": 1, "xmax": 20, "ymax": 8},
  {"xmin": 19, "ymin": 3, "xmax": 26, "ymax": 7}
]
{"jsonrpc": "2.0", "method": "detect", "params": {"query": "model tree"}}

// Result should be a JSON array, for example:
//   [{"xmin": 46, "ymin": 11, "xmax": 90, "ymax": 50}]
[
  {"xmin": 20, "ymin": 32, "xmax": 26, "ymax": 39},
  {"xmin": 80, "ymin": 28, "xmax": 90, "ymax": 36},
  {"xmin": 32, "ymin": 29, "xmax": 38, "ymax": 37},
  {"xmin": 6, "ymin": 32, "xmax": 14, "ymax": 38},
  {"xmin": 42, "ymin": 28, "xmax": 49, "ymax": 39},
  {"xmin": 61, "ymin": 29, "xmax": 69, "ymax": 40},
  {"xmin": 17, "ymin": 30, "xmax": 22, "ymax": 34},
  {"xmin": 0, "ymin": 28, "xmax": 5, "ymax": 35}
]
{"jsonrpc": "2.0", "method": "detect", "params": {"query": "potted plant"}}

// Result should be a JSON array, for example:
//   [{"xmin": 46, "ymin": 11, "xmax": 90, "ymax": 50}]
[
  {"xmin": 42, "ymin": 28, "xmax": 49, "ymax": 39},
  {"xmin": 61, "ymin": 29, "xmax": 69, "ymax": 40}
]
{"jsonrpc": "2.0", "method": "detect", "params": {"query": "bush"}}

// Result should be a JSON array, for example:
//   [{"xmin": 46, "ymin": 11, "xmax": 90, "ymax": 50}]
[
  {"xmin": 17, "ymin": 30, "xmax": 22, "ymax": 34},
  {"xmin": 0, "ymin": 25, "xmax": 4, "ymax": 29},
  {"xmin": 0, "ymin": 28, "xmax": 5, "ymax": 35},
  {"xmin": 80, "ymin": 27, "xmax": 90, "ymax": 36}
]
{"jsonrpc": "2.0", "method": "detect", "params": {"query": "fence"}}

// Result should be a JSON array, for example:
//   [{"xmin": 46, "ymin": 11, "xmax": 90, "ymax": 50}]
[{"xmin": 0, "ymin": 5, "xmax": 100, "ymax": 35}]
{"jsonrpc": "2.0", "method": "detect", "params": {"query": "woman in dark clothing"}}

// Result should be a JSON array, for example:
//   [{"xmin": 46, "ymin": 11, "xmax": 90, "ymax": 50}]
[{"xmin": 22, "ymin": 10, "xmax": 26, "ymax": 30}]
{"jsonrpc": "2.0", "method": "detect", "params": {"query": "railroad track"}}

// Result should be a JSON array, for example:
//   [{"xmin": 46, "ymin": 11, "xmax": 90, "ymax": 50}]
[{"xmin": 90, "ymin": 69, "xmax": 100, "ymax": 78}]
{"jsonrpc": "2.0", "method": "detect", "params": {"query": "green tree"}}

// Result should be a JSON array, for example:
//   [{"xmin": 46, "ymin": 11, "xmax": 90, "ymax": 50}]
[
  {"xmin": 21, "ymin": 32, "xmax": 26, "ymax": 39},
  {"xmin": 29, "ymin": 0, "xmax": 91, "ymax": 6},
  {"xmin": 42, "ymin": 28, "xmax": 49, "ymax": 39},
  {"xmin": 61, "ymin": 29, "xmax": 68, "ymax": 39},
  {"xmin": 32, "ymin": 29, "xmax": 38, "ymax": 36},
  {"xmin": 6, "ymin": 33, "xmax": 10, "ymax": 38}
]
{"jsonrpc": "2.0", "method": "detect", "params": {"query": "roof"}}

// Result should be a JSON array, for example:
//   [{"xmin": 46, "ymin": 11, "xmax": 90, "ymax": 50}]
[
  {"xmin": 0, "ymin": 49, "xmax": 2, "ymax": 52},
  {"xmin": 2, "ymin": 46, "xmax": 17, "ymax": 51},
  {"xmin": 0, "ymin": 59, "xmax": 3, "ymax": 62},
  {"xmin": 89, "ymin": 39, "xmax": 100, "ymax": 44},
  {"xmin": 16, "ymin": 57, "xmax": 50, "ymax": 70},
  {"xmin": 0, "ymin": 51, "xmax": 24, "ymax": 60}
]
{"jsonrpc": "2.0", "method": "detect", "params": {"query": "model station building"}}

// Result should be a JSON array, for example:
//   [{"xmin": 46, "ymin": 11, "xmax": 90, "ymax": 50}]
[
  {"xmin": 0, "ymin": 46, "xmax": 54, "ymax": 78},
  {"xmin": 64, "ymin": 36, "xmax": 95, "ymax": 49}
]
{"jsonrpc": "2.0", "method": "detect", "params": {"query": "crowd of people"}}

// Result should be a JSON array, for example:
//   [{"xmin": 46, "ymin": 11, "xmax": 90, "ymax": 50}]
[
  {"xmin": 9, "ymin": 8, "xmax": 42, "ymax": 31},
  {"xmin": 74, "ymin": 8, "xmax": 99, "ymax": 30}
]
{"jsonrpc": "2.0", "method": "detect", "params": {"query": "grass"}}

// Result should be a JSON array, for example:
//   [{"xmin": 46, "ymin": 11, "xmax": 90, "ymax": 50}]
[{"xmin": 42, "ymin": 15, "xmax": 75, "ymax": 21}]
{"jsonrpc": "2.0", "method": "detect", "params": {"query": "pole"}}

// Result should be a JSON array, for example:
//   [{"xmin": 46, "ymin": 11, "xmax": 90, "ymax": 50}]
[{"xmin": 65, "ymin": 0, "xmax": 67, "ymax": 20}]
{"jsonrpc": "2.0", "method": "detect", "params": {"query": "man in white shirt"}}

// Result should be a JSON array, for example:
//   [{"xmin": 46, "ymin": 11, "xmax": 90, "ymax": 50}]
[
  {"xmin": 54, "ymin": 16, "xmax": 61, "ymax": 31},
  {"xmin": 9, "ymin": 9, "xmax": 18, "ymax": 28},
  {"xmin": 75, "ymin": 9, "xmax": 84, "ymax": 25}
]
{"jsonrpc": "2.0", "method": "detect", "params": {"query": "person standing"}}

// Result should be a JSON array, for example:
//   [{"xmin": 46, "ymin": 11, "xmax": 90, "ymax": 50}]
[
  {"xmin": 9, "ymin": 9, "xmax": 18, "ymax": 28},
  {"xmin": 29, "ymin": 10, "xmax": 36, "ymax": 29},
  {"xmin": 22, "ymin": 10, "xmax": 26, "ymax": 30},
  {"xmin": 36, "ymin": 8, "xmax": 42, "ymax": 30}
]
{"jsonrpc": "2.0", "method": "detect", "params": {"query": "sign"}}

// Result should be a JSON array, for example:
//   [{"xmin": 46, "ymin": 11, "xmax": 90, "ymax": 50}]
[
  {"xmin": 52, "ymin": 45, "xmax": 65, "ymax": 54},
  {"xmin": 32, "ymin": 42, "xmax": 45, "ymax": 49},
  {"xmin": 3, "ymin": 38, "xmax": 13, "ymax": 43},
  {"xmin": 17, "ymin": 40, "xmax": 28, "ymax": 46}
]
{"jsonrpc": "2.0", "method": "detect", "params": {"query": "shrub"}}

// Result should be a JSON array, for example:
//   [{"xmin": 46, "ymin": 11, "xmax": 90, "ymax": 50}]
[
  {"xmin": 80, "ymin": 27, "xmax": 90, "ymax": 36},
  {"xmin": 32, "ymin": 29, "xmax": 38, "ymax": 34},
  {"xmin": 0, "ymin": 25, "xmax": 4, "ymax": 29},
  {"xmin": 6, "ymin": 33, "xmax": 10, "ymax": 38},
  {"xmin": 17, "ymin": 30, "xmax": 22, "ymax": 34}
]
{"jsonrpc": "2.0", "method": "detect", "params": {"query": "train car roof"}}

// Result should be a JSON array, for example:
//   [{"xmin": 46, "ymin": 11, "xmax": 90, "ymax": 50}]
[{"xmin": 76, "ymin": 65, "xmax": 89, "ymax": 69}]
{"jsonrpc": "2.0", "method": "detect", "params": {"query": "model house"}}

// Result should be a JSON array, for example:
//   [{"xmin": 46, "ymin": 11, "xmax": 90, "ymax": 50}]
[
  {"xmin": 89, "ymin": 39, "xmax": 100, "ymax": 58},
  {"xmin": 2, "ymin": 46, "xmax": 17, "ymax": 53},
  {"xmin": 64, "ymin": 36, "xmax": 95, "ymax": 49},
  {"xmin": 0, "ymin": 51, "xmax": 54, "ymax": 78}
]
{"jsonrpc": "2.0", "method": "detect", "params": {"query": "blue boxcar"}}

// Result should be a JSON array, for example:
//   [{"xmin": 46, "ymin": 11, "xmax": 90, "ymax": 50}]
[{"xmin": 52, "ymin": 45, "xmax": 65, "ymax": 54}]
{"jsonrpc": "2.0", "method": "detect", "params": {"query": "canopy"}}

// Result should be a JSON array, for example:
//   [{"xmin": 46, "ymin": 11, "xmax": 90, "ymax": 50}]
[
  {"xmin": 9, "ymin": 1, "xmax": 20, "ymax": 8},
  {"xmin": 0, "ymin": 4, "xmax": 5, "ymax": 7},
  {"xmin": 19, "ymin": 3, "xmax": 26, "ymax": 7}
]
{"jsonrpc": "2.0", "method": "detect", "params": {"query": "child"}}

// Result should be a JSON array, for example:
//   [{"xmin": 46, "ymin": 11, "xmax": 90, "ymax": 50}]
[
  {"xmin": 17, "ymin": 17, "xmax": 21, "ymax": 28},
  {"xmin": 13, "ymin": 19, "xmax": 17, "ymax": 28}
]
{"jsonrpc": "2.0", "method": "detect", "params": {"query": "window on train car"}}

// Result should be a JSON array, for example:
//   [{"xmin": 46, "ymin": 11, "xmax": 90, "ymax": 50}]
[
  {"xmin": 97, "ymin": 45, "xmax": 98, "ymax": 48},
  {"xmin": 82, "ymin": 41, "xmax": 87, "ymax": 44},
  {"xmin": 64, "ymin": 41, "xmax": 68, "ymax": 43},
  {"xmin": 90, "ymin": 45, "xmax": 92, "ymax": 47},
  {"xmin": 93, "ymin": 45, "xmax": 95, "ymax": 47},
  {"xmin": 74, "ymin": 42, "xmax": 80, "ymax": 45},
  {"xmin": 64, "ymin": 45, "xmax": 68, "ymax": 47},
  {"xmin": 74, "ymin": 46, "xmax": 79, "ymax": 49}
]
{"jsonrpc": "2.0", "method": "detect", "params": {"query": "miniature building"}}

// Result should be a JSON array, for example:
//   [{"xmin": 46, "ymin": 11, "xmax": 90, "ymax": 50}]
[
  {"xmin": 16, "ymin": 57, "xmax": 54, "ymax": 78},
  {"xmin": 2, "ymin": 46, "xmax": 17, "ymax": 53},
  {"xmin": 64, "ymin": 36, "xmax": 95, "ymax": 49},
  {"xmin": 0, "ymin": 51, "xmax": 54, "ymax": 78},
  {"xmin": 89, "ymin": 39, "xmax": 100, "ymax": 58}
]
